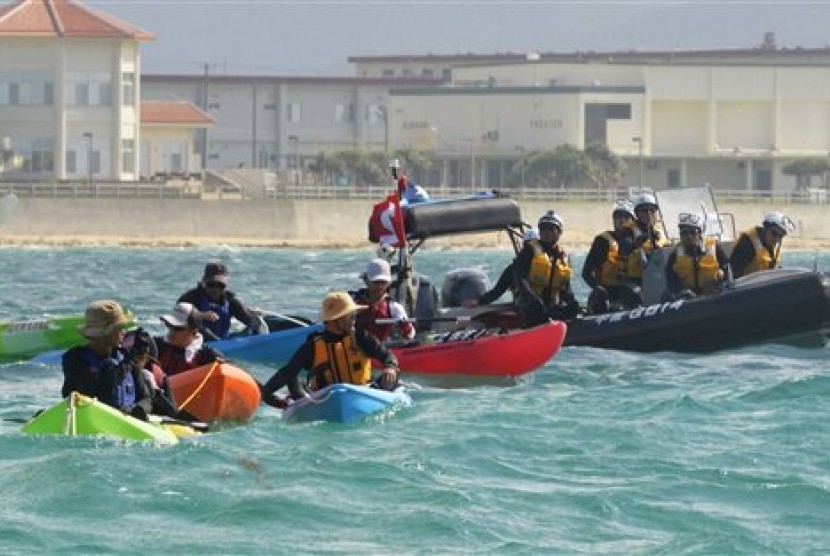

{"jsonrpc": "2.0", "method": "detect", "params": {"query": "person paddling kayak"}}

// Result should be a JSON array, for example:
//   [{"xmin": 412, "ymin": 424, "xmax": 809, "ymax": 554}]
[{"xmin": 259, "ymin": 292, "xmax": 400, "ymax": 407}]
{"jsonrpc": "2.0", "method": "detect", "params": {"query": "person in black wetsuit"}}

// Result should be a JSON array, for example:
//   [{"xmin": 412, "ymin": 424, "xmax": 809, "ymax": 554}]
[
  {"xmin": 466, "ymin": 211, "xmax": 580, "ymax": 325},
  {"xmin": 581, "ymin": 200, "xmax": 642, "ymax": 314},
  {"xmin": 177, "ymin": 261, "xmax": 264, "ymax": 340}
]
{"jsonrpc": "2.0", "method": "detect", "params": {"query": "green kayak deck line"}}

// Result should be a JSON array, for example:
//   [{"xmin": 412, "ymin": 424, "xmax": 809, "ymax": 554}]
[
  {"xmin": 0, "ymin": 310, "xmax": 135, "ymax": 362},
  {"xmin": 21, "ymin": 392, "xmax": 178, "ymax": 444}
]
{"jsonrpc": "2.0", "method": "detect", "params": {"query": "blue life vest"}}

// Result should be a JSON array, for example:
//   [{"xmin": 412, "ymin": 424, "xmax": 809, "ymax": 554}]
[
  {"xmin": 81, "ymin": 348, "xmax": 136, "ymax": 409},
  {"xmin": 195, "ymin": 294, "xmax": 232, "ymax": 338}
]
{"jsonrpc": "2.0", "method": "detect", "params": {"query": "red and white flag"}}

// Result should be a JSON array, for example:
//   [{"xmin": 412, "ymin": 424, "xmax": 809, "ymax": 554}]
[{"xmin": 368, "ymin": 194, "xmax": 406, "ymax": 247}]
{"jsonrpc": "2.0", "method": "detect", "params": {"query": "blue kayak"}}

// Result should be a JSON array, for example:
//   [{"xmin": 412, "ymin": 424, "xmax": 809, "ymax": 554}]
[
  {"xmin": 282, "ymin": 384, "xmax": 413, "ymax": 424},
  {"xmin": 31, "ymin": 323, "xmax": 323, "ymax": 367}
]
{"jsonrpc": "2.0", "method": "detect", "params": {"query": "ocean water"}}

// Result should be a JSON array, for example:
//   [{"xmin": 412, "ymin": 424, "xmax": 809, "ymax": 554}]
[{"xmin": 1, "ymin": 245, "xmax": 830, "ymax": 555}]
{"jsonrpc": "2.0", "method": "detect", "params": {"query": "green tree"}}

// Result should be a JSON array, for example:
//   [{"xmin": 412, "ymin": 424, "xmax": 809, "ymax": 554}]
[
  {"xmin": 782, "ymin": 158, "xmax": 830, "ymax": 191},
  {"xmin": 585, "ymin": 142, "xmax": 627, "ymax": 189}
]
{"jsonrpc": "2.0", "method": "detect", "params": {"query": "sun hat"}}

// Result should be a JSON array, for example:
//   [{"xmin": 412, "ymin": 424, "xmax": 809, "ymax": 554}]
[
  {"xmin": 202, "ymin": 262, "xmax": 229, "ymax": 286},
  {"xmin": 319, "ymin": 291, "xmax": 367, "ymax": 322},
  {"xmin": 363, "ymin": 258, "xmax": 393, "ymax": 283},
  {"xmin": 78, "ymin": 300, "xmax": 131, "ymax": 338},
  {"xmin": 160, "ymin": 302, "xmax": 196, "ymax": 328}
]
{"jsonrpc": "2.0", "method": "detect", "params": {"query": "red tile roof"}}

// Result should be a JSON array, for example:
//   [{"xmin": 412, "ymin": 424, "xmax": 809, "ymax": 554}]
[
  {"xmin": 141, "ymin": 100, "xmax": 213, "ymax": 126},
  {"xmin": 0, "ymin": 0, "xmax": 153, "ymax": 40}
]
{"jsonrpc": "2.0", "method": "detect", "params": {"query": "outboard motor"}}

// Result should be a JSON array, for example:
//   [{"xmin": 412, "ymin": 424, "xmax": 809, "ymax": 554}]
[
  {"xmin": 441, "ymin": 268, "xmax": 491, "ymax": 308},
  {"xmin": 411, "ymin": 273, "xmax": 439, "ymax": 332}
]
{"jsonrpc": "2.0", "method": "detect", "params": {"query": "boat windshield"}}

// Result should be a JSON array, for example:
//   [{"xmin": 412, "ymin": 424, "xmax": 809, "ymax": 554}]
[{"xmin": 655, "ymin": 185, "xmax": 734, "ymax": 242}]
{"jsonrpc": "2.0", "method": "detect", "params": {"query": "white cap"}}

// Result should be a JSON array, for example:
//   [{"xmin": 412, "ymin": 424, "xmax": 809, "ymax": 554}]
[
  {"xmin": 160, "ymin": 302, "xmax": 195, "ymax": 328},
  {"xmin": 363, "ymin": 258, "xmax": 393, "ymax": 283}
]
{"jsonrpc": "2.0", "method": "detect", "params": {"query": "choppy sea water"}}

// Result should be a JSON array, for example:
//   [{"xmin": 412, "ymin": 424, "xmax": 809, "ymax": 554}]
[{"xmin": 1, "ymin": 245, "xmax": 830, "ymax": 554}]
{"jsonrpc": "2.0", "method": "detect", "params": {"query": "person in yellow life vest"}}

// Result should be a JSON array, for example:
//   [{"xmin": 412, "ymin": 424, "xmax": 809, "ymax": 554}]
[
  {"xmin": 664, "ymin": 213, "xmax": 729, "ymax": 299},
  {"xmin": 729, "ymin": 211, "xmax": 795, "ymax": 279},
  {"xmin": 466, "ymin": 211, "xmax": 580, "ymax": 325},
  {"xmin": 629, "ymin": 192, "xmax": 668, "ymax": 279},
  {"xmin": 259, "ymin": 292, "xmax": 400, "ymax": 406},
  {"xmin": 582, "ymin": 200, "xmax": 642, "ymax": 314}
]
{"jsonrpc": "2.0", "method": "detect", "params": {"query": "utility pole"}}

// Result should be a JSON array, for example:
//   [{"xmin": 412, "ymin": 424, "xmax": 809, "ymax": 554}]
[
  {"xmin": 200, "ymin": 62, "xmax": 213, "ymax": 170},
  {"xmin": 632, "ymin": 136, "xmax": 643, "ymax": 188}
]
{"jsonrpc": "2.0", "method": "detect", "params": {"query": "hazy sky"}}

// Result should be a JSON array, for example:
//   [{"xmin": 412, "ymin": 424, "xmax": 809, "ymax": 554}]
[{"xmin": 89, "ymin": 1, "xmax": 830, "ymax": 77}]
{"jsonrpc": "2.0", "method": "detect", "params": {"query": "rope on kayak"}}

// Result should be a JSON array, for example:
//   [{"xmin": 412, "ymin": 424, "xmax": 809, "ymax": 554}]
[{"xmin": 177, "ymin": 361, "xmax": 220, "ymax": 413}]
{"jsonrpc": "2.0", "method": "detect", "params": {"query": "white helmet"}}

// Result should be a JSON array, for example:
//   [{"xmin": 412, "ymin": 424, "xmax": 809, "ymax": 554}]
[
  {"xmin": 537, "ymin": 210, "xmax": 564, "ymax": 231},
  {"xmin": 678, "ymin": 212, "xmax": 704, "ymax": 233},
  {"xmin": 762, "ymin": 211, "xmax": 795, "ymax": 236},
  {"xmin": 362, "ymin": 258, "xmax": 393, "ymax": 283},
  {"xmin": 522, "ymin": 228, "xmax": 540, "ymax": 242},
  {"xmin": 631, "ymin": 192, "xmax": 659, "ymax": 211},
  {"xmin": 612, "ymin": 200, "xmax": 636, "ymax": 219}
]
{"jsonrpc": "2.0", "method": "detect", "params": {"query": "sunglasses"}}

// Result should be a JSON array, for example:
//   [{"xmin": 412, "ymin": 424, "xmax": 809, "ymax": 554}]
[
  {"xmin": 769, "ymin": 229, "xmax": 785, "ymax": 239},
  {"xmin": 205, "ymin": 281, "xmax": 226, "ymax": 289},
  {"xmin": 679, "ymin": 229, "xmax": 701, "ymax": 236}
]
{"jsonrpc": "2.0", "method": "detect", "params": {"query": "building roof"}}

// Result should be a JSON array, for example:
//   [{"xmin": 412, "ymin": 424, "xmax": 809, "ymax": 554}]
[
  {"xmin": 348, "ymin": 47, "xmax": 830, "ymax": 67},
  {"xmin": 141, "ymin": 100, "xmax": 212, "ymax": 126},
  {"xmin": 143, "ymin": 74, "xmax": 444, "ymax": 87},
  {"xmin": 0, "ymin": 0, "xmax": 153, "ymax": 40}
]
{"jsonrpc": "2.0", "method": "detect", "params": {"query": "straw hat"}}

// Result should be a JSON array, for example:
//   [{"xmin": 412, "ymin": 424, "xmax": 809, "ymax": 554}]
[
  {"xmin": 319, "ymin": 291, "xmax": 367, "ymax": 322},
  {"xmin": 78, "ymin": 300, "xmax": 130, "ymax": 338}
]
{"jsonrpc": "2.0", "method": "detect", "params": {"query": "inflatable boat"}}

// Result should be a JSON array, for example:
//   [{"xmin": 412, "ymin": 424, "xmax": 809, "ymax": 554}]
[
  {"xmin": 282, "ymin": 384, "xmax": 412, "ymax": 424},
  {"xmin": 2, "ymin": 311, "xmax": 135, "ymax": 363},
  {"xmin": 167, "ymin": 362, "xmax": 262, "ymax": 423},
  {"xmin": 389, "ymin": 320, "xmax": 566, "ymax": 376},
  {"xmin": 372, "ymin": 190, "xmax": 830, "ymax": 353},
  {"xmin": 20, "ymin": 392, "xmax": 197, "ymax": 444},
  {"xmin": 564, "ymin": 268, "xmax": 830, "ymax": 352}
]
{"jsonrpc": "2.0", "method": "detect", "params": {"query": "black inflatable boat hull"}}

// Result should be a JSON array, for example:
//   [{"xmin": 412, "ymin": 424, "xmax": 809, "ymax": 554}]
[{"xmin": 564, "ymin": 269, "xmax": 830, "ymax": 352}]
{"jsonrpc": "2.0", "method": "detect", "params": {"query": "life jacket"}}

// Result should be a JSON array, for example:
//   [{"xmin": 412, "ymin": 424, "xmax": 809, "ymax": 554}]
[
  {"xmin": 308, "ymin": 333, "xmax": 372, "ymax": 391},
  {"xmin": 155, "ymin": 338, "xmax": 214, "ymax": 377},
  {"xmin": 524, "ymin": 240, "xmax": 573, "ymax": 304},
  {"xmin": 81, "ymin": 348, "xmax": 136, "ymax": 409},
  {"xmin": 672, "ymin": 238, "xmax": 721, "ymax": 293},
  {"xmin": 194, "ymin": 292, "xmax": 232, "ymax": 339},
  {"xmin": 741, "ymin": 226, "xmax": 780, "ymax": 276},
  {"xmin": 352, "ymin": 291, "xmax": 413, "ymax": 342},
  {"xmin": 597, "ymin": 231, "xmax": 631, "ymax": 287}
]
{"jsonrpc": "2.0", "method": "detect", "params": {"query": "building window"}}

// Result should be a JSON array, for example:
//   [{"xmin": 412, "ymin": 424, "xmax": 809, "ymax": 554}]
[
  {"xmin": 382, "ymin": 69, "xmax": 395, "ymax": 77},
  {"xmin": 8, "ymin": 83, "xmax": 19, "ymax": 105},
  {"xmin": 402, "ymin": 68, "xmax": 413, "ymax": 77},
  {"xmin": 43, "ymin": 83, "xmax": 54, "ymax": 106},
  {"xmin": 335, "ymin": 102, "xmax": 354, "ymax": 123},
  {"xmin": 31, "ymin": 139, "xmax": 54, "ymax": 172},
  {"xmin": 422, "ymin": 68, "xmax": 434, "ymax": 77},
  {"xmin": 667, "ymin": 168, "xmax": 680, "ymax": 188},
  {"xmin": 75, "ymin": 83, "xmax": 89, "ymax": 106},
  {"xmin": 66, "ymin": 150, "xmax": 76, "ymax": 173},
  {"xmin": 122, "ymin": 72, "xmax": 135, "ymax": 105},
  {"xmin": 121, "ymin": 139, "xmax": 135, "ymax": 173},
  {"xmin": 287, "ymin": 102, "xmax": 302, "ymax": 123}
]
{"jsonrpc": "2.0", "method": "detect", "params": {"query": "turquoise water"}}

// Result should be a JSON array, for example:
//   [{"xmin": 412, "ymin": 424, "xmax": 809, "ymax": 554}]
[{"xmin": 2, "ymin": 245, "xmax": 830, "ymax": 554}]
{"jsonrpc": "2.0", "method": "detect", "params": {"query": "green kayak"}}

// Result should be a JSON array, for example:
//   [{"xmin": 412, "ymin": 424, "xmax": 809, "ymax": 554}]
[
  {"xmin": 21, "ymin": 392, "xmax": 179, "ymax": 444},
  {"xmin": 0, "ymin": 310, "xmax": 135, "ymax": 363}
]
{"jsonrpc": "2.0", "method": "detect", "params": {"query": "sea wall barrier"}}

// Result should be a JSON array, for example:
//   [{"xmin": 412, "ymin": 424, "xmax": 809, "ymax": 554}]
[{"xmin": 1, "ymin": 198, "xmax": 828, "ymax": 248}]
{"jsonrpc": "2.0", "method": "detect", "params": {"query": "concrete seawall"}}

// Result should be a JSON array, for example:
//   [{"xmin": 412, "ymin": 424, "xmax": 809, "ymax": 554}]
[{"xmin": 1, "ymin": 197, "xmax": 828, "ymax": 248}]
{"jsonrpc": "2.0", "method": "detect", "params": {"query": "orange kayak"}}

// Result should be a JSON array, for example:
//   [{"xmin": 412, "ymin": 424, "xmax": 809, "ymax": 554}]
[{"xmin": 167, "ymin": 362, "xmax": 261, "ymax": 423}]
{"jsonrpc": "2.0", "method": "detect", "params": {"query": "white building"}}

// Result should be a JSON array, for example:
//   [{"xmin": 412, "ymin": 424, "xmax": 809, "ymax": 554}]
[
  {"xmin": 141, "ymin": 74, "xmax": 439, "ymax": 172},
  {"xmin": 0, "ymin": 0, "xmax": 212, "ymax": 183}
]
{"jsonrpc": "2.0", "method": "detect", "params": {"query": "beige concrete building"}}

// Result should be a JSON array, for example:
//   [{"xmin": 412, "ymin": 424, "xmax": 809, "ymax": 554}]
[{"xmin": 0, "ymin": 0, "xmax": 211, "ymax": 183}]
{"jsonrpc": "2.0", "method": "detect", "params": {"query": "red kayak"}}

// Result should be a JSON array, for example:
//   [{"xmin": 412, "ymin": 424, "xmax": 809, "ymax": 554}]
[
  {"xmin": 167, "ymin": 362, "xmax": 261, "ymax": 423},
  {"xmin": 387, "ymin": 321, "xmax": 567, "ymax": 377}
]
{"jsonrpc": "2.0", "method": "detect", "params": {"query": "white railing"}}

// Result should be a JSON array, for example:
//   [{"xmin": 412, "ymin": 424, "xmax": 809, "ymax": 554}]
[{"xmin": 2, "ymin": 178, "xmax": 828, "ymax": 204}]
